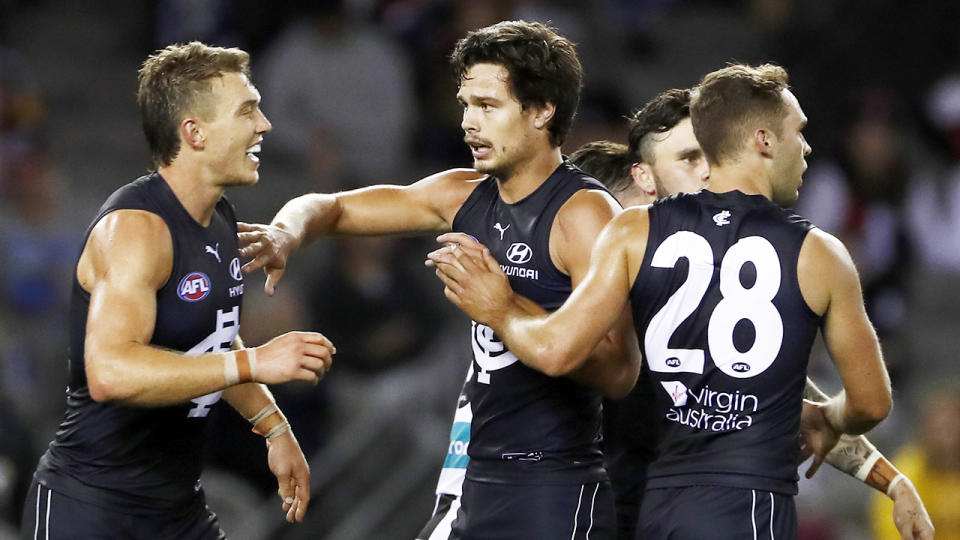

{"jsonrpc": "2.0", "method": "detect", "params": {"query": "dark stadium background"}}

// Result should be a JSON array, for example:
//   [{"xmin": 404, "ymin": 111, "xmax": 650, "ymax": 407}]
[{"xmin": 2, "ymin": 1, "xmax": 958, "ymax": 539}]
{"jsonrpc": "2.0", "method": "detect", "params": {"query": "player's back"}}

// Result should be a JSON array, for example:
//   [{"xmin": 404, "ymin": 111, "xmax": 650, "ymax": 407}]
[{"xmin": 630, "ymin": 189, "xmax": 818, "ymax": 495}]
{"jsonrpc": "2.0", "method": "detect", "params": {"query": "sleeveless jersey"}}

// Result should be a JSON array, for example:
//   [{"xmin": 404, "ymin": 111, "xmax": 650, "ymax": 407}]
[
  {"xmin": 36, "ymin": 173, "xmax": 245, "ymax": 513},
  {"xmin": 630, "ymin": 190, "xmax": 819, "ymax": 495},
  {"xmin": 451, "ymin": 161, "xmax": 609, "ymax": 485}
]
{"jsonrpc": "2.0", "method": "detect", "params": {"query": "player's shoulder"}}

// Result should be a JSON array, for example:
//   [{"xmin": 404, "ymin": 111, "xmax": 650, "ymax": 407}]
[
  {"xmin": 801, "ymin": 227, "xmax": 853, "ymax": 266},
  {"xmin": 91, "ymin": 209, "xmax": 172, "ymax": 252},
  {"xmin": 558, "ymin": 187, "xmax": 622, "ymax": 224},
  {"xmin": 422, "ymin": 168, "xmax": 488, "ymax": 186}
]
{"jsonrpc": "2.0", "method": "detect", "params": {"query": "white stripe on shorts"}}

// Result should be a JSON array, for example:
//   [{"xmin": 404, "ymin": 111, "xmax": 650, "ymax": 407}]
[
  {"xmin": 45, "ymin": 488, "xmax": 51, "ymax": 540},
  {"xmin": 33, "ymin": 484, "xmax": 40, "ymax": 540},
  {"xmin": 769, "ymin": 492, "xmax": 775, "ymax": 540},
  {"xmin": 585, "ymin": 482, "xmax": 598, "ymax": 540},
  {"xmin": 751, "ymin": 490, "xmax": 757, "ymax": 540},
  {"xmin": 570, "ymin": 484, "xmax": 585, "ymax": 540}
]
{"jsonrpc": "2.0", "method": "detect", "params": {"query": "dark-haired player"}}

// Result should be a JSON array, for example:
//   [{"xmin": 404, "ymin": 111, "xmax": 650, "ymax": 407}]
[
  {"xmin": 22, "ymin": 42, "xmax": 334, "ymax": 539},
  {"xmin": 239, "ymin": 20, "xmax": 638, "ymax": 539},
  {"xmin": 430, "ymin": 63, "xmax": 893, "ymax": 539}
]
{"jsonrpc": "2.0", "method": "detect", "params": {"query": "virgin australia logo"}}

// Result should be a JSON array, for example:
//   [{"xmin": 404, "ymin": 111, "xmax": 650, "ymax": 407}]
[{"xmin": 506, "ymin": 242, "xmax": 533, "ymax": 264}]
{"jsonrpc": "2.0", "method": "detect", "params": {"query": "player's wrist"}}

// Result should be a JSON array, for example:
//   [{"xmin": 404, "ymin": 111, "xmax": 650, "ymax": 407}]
[
  {"xmin": 246, "ymin": 402, "xmax": 290, "ymax": 439},
  {"xmin": 223, "ymin": 348, "xmax": 259, "ymax": 386}
]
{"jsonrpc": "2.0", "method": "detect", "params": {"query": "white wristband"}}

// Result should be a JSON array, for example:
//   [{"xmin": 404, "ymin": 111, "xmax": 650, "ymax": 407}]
[
  {"xmin": 246, "ymin": 403, "xmax": 278, "ymax": 426},
  {"xmin": 223, "ymin": 352, "xmax": 240, "ymax": 386},
  {"xmin": 886, "ymin": 473, "xmax": 906, "ymax": 496},
  {"xmin": 855, "ymin": 449, "xmax": 882, "ymax": 482},
  {"xmin": 248, "ymin": 347, "xmax": 258, "ymax": 383},
  {"xmin": 264, "ymin": 421, "xmax": 291, "ymax": 439}
]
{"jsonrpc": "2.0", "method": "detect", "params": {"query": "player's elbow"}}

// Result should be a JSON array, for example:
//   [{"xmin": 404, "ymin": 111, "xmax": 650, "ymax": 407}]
[
  {"xmin": 604, "ymin": 363, "xmax": 639, "ymax": 399},
  {"xmin": 86, "ymin": 364, "xmax": 123, "ymax": 402},
  {"xmin": 85, "ymin": 349, "xmax": 134, "ymax": 403},
  {"xmin": 847, "ymin": 393, "xmax": 892, "ymax": 434},
  {"xmin": 533, "ymin": 343, "xmax": 584, "ymax": 378}
]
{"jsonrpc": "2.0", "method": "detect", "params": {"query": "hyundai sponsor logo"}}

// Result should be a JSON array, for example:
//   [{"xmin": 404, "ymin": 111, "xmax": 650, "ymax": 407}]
[{"xmin": 506, "ymin": 242, "xmax": 533, "ymax": 264}]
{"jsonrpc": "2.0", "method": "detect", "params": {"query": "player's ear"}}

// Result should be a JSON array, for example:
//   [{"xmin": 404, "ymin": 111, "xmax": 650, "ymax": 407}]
[
  {"xmin": 182, "ymin": 118, "xmax": 205, "ymax": 150},
  {"xmin": 631, "ymin": 162, "xmax": 658, "ymax": 197},
  {"xmin": 754, "ymin": 128, "xmax": 775, "ymax": 158},
  {"xmin": 532, "ymin": 102, "xmax": 556, "ymax": 130}
]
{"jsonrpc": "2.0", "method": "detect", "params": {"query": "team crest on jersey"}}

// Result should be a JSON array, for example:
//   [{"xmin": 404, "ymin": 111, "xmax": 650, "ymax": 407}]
[
  {"xmin": 178, "ymin": 272, "xmax": 211, "ymax": 302},
  {"xmin": 713, "ymin": 210, "xmax": 731, "ymax": 226},
  {"xmin": 506, "ymin": 242, "xmax": 533, "ymax": 264},
  {"xmin": 229, "ymin": 257, "xmax": 243, "ymax": 281}
]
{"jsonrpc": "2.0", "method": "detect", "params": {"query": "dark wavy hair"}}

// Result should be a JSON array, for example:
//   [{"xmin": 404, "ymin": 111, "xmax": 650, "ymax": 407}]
[
  {"xmin": 627, "ymin": 88, "xmax": 692, "ymax": 165},
  {"xmin": 569, "ymin": 141, "xmax": 633, "ymax": 195},
  {"xmin": 138, "ymin": 41, "xmax": 251, "ymax": 168},
  {"xmin": 450, "ymin": 21, "xmax": 583, "ymax": 147}
]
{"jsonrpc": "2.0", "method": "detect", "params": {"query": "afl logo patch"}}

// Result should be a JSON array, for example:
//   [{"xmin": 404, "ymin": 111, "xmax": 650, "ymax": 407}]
[
  {"xmin": 178, "ymin": 272, "xmax": 211, "ymax": 302},
  {"xmin": 229, "ymin": 258, "xmax": 243, "ymax": 281},
  {"xmin": 506, "ymin": 242, "xmax": 533, "ymax": 264}
]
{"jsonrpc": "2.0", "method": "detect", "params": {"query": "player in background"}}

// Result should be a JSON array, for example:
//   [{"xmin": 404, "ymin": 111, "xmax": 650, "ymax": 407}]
[
  {"xmin": 239, "ymin": 21, "xmax": 638, "ymax": 539},
  {"xmin": 429, "ymin": 63, "xmax": 893, "ymax": 539},
  {"xmin": 21, "ymin": 42, "xmax": 334, "ymax": 540},
  {"xmin": 579, "ymin": 89, "xmax": 932, "ymax": 540}
]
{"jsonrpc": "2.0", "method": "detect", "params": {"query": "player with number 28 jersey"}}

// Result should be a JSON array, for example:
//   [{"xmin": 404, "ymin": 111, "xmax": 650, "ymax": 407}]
[{"xmin": 631, "ymin": 190, "xmax": 817, "ymax": 494}]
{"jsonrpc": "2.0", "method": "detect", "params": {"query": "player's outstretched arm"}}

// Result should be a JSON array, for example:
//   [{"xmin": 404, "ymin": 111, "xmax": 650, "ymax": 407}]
[
  {"xmin": 798, "ymin": 228, "xmax": 892, "ymax": 435},
  {"xmin": 82, "ymin": 211, "xmax": 334, "ymax": 406},
  {"xmin": 239, "ymin": 169, "xmax": 484, "ymax": 295},
  {"xmin": 432, "ymin": 208, "xmax": 646, "ymax": 394},
  {"xmin": 804, "ymin": 380, "xmax": 934, "ymax": 539},
  {"xmin": 222, "ymin": 351, "xmax": 311, "ymax": 523}
]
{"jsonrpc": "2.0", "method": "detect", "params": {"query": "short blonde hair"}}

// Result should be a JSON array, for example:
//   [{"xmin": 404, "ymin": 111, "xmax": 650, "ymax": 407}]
[{"xmin": 137, "ymin": 41, "xmax": 250, "ymax": 168}]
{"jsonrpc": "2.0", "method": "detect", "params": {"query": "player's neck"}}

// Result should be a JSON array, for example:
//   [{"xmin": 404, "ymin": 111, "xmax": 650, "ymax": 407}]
[
  {"xmin": 156, "ymin": 163, "xmax": 225, "ymax": 227},
  {"xmin": 705, "ymin": 161, "xmax": 772, "ymax": 201},
  {"xmin": 496, "ymin": 146, "xmax": 563, "ymax": 204}
]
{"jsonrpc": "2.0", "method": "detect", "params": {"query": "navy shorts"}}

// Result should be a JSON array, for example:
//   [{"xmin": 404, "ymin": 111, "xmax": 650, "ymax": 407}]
[
  {"xmin": 637, "ymin": 485, "xmax": 796, "ymax": 540},
  {"xmin": 21, "ymin": 479, "xmax": 226, "ymax": 540},
  {"xmin": 450, "ymin": 478, "xmax": 615, "ymax": 540}
]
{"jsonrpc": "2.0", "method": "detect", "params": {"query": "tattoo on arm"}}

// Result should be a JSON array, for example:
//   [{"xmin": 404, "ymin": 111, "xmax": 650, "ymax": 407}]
[{"xmin": 825, "ymin": 434, "xmax": 874, "ymax": 475}]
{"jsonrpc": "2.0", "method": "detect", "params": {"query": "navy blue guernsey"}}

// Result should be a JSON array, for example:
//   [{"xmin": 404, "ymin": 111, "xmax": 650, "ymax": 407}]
[
  {"xmin": 451, "ymin": 161, "xmax": 609, "ymax": 485},
  {"xmin": 630, "ymin": 190, "xmax": 819, "ymax": 495},
  {"xmin": 35, "ymin": 173, "xmax": 244, "ymax": 513}
]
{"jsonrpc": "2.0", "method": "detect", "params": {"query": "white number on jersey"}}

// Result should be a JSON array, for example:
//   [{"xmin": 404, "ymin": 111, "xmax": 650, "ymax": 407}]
[
  {"xmin": 644, "ymin": 233, "xmax": 783, "ymax": 379},
  {"xmin": 185, "ymin": 306, "xmax": 240, "ymax": 417}
]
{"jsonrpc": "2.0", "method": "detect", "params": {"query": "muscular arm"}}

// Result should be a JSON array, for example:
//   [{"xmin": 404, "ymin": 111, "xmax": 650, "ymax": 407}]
[
  {"xmin": 240, "ymin": 169, "xmax": 484, "ymax": 293},
  {"xmin": 82, "ymin": 211, "xmax": 333, "ymax": 406},
  {"xmin": 82, "ymin": 210, "xmax": 233, "ymax": 404},
  {"xmin": 798, "ymin": 228, "xmax": 892, "ymax": 435},
  {"xmin": 549, "ymin": 190, "xmax": 640, "ymax": 397}
]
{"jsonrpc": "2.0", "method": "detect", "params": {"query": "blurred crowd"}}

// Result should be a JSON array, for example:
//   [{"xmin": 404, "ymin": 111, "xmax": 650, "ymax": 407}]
[{"xmin": 2, "ymin": 0, "xmax": 959, "ymax": 539}]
